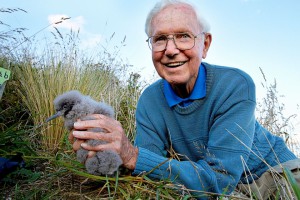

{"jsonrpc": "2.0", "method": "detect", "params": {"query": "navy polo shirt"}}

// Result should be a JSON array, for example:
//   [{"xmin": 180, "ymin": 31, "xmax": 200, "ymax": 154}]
[{"xmin": 163, "ymin": 64, "xmax": 206, "ymax": 107}]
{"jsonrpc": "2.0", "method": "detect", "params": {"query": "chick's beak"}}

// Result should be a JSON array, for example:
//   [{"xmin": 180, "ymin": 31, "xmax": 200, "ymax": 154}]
[{"xmin": 45, "ymin": 111, "xmax": 63, "ymax": 122}]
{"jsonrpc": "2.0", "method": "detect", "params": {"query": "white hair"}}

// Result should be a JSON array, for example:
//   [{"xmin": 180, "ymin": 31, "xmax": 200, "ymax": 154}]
[{"xmin": 145, "ymin": 0, "xmax": 211, "ymax": 36}]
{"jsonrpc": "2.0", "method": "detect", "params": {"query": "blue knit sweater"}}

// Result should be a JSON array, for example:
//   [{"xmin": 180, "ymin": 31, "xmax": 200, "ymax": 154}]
[{"xmin": 133, "ymin": 62, "xmax": 296, "ymax": 198}]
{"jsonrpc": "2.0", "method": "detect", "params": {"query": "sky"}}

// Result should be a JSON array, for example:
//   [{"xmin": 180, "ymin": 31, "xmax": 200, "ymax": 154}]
[{"xmin": 1, "ymin": 0, "xmax": 300, "ymax": 135}]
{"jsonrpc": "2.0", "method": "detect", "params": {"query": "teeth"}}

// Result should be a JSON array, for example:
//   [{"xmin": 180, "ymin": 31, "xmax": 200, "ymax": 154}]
[{"xmin": 166, "ymin": 62, "xmax": 185, "ymax": 67}]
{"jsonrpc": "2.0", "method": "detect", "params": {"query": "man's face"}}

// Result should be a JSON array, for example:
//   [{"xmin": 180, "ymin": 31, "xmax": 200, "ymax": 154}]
[{"xmin": 150, "ymin": 4, "xmax": 209, "ymax": 93}]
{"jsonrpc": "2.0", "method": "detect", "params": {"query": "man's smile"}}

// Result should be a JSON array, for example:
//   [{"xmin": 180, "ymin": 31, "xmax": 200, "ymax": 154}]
[{"xmin": 164, "ymin": 61, "xmax": 187, "ymax": 68}]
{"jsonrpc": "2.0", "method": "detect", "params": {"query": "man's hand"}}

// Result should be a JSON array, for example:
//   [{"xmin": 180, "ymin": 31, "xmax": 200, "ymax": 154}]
[{"xmin": 71, "ymin": 114, "xmax": 138, "ymax": 170}]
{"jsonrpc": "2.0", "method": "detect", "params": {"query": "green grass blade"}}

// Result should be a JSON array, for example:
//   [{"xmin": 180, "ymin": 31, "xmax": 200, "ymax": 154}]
[{"xmin": 283, "ymin": 167, "xmax": 300, "ymax": 199}]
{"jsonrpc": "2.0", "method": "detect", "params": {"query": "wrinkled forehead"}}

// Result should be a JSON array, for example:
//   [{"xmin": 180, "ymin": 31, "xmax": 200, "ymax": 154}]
[{"xmin": 151, "ymin": 4, "xmax": 200, "ymax": 35}]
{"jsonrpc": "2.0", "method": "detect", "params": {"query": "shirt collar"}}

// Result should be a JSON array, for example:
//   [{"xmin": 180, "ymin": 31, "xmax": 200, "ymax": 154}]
[{"xmin": 163, "ymin": 63, "xmax": 206, "ymax": 107}]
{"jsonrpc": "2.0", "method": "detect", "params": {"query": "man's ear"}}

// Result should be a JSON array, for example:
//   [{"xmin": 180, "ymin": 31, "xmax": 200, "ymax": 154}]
[{"xmin": 202, "ymin": 33, "xmax": 212, "ymax": 59}]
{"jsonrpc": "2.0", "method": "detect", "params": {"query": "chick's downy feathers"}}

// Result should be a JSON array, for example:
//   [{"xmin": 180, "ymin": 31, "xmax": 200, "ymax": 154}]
[{"xmin": 46, "ymin": 90, "xmax": 122, "ymax": 176}]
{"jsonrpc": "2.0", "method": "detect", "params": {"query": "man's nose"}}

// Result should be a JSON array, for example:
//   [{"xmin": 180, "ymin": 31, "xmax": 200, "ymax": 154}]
[{"xmin": 164, "ymin": 38, "xmax": 179, "ymax": 56}]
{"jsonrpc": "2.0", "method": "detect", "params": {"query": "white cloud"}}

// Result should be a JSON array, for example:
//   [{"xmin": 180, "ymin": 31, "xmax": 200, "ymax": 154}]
[
  {"xmin": 48, "ymin": 14, "xmax": 84, "ymax": 31},
  {"xmin": 80, "ymin": 33, "xmax": 103, "ymax": 49},
  {"xmin": 47, "ymin": 14, "xmax": 103, "ymax": 49}
]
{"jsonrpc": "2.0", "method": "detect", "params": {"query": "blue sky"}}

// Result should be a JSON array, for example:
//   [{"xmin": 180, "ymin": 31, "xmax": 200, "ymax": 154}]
[{"xmin": 1, "ymin": 0, "xmax": 300, "ymax": 134}]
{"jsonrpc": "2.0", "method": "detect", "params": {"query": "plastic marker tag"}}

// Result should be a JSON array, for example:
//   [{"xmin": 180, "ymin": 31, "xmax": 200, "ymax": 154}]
[
  {"xmin": 0, "ymin": 67, "xmax": 11, "ymax": 85},
  {"xmin": 0, "ymin": 67, "xmax": 11, "ymax": 100}
]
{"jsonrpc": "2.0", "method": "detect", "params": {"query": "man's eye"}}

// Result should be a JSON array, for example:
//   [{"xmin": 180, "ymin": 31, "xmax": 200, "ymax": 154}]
[
  {"xmin": 176, "ymin": 33, "xmax": 192, "ymax": 39},
  {"xmin": 153, "ymin": 35, "xmax": 167, "ymax": 43}
]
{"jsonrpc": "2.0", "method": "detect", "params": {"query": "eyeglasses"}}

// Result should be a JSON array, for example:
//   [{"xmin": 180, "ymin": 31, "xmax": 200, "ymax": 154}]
[{"xmin": 146, "ymin": 32, "xmax": 205, "ymax": 52}]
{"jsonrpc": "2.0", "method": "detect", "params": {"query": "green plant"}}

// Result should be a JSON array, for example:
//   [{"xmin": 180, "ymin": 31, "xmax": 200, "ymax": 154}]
[
  {"xmin": 283, "ymin": 168, "xmax": 300, "ymax": 199},
  {"xmin": 4, "ymin": 29, "xmax": 140, "ymax": 152}
]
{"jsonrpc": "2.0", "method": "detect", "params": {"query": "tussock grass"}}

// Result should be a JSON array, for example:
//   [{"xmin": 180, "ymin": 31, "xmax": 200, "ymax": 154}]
[
  {"xmin": 1, "ymin": 28, "xmax": 165, "ymax": 199},
  {"xmin": 12, "ymin": 59, "xmax": 118, "ymax": 151},
  {"xmin": 5, "ymin": 29, "xmax": 140, "ymax": 152}
]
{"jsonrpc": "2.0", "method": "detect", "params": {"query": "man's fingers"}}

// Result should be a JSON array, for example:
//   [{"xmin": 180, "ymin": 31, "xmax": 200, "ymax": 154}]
[
  {"xmin": 73, "ymin": 114, "xmax": 119, "ymax": 132},
  {"xmin": 81, "ymin": 143, "xmax": 113, "ymax": 152},
  {"xmin": 73, "ymin": 139, "xmax": 84, "ymax": 151},
  {"xmin": 68, "ymin": 130, "xmax": 74, "ymax": 143},
  {"xmin": 73, "ymin": 131, "xmax": 113, "ymax": 142},
  {"xmin": 87, "ymin": 151, "xmax": 96, "ymax": 158}
]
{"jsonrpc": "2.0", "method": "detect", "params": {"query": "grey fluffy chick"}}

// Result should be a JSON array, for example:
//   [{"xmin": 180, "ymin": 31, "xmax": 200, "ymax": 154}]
[{"xmin": 46, "ymin": 90, "xmax": 123, "ymax": 176}]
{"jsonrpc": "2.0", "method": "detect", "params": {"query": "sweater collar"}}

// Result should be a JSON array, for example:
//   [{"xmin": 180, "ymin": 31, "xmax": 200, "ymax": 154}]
[{"xmin": 163, "ymin": 63, "xmax": 206, "ymax": 107}]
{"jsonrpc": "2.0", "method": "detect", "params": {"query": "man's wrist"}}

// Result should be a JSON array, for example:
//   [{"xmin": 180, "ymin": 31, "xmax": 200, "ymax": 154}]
[{"xmin": 123, "ymin": 147, "xmax": 138, "ymax": 170}]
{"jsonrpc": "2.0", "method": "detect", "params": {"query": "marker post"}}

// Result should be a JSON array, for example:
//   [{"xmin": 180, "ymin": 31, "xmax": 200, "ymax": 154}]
[{"xmin": 0, "ymin": 67, "xmax": 11, "ymax": 100}]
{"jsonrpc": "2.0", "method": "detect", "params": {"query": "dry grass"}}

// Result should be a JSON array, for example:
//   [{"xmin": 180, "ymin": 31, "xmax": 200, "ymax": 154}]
[{"xmin": 5, "ymin": 29, "xmax": 140, "ymax": 152}]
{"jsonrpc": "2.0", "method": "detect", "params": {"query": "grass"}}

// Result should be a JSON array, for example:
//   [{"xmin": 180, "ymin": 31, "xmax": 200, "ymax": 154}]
[
  {"xmin": 3, "ymin": 28, "xmax": 140, "ymax": 151},
  {"xmin": 256, "ymin": 67, "xmax": 298, "ymax": 154},
  {"xmin": 1, "ymin": 28, "xmax": 170, "ymax": 199},
  {"xmin": 0, "ymin": 140, "xmax": 187, "ymax": 199},
  {"xmin": 12, "ymin": 58, "xmax": 120, "ymax": 150},
  {"xmin": 283, "ymin": 167, "xmax": 300, "ymax": 199}
]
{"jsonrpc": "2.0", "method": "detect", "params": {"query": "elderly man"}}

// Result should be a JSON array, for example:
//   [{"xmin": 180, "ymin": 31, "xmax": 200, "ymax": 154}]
[{"xmin": 70, "ymin": 0, "xmax": 299, "ymax": 199}]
